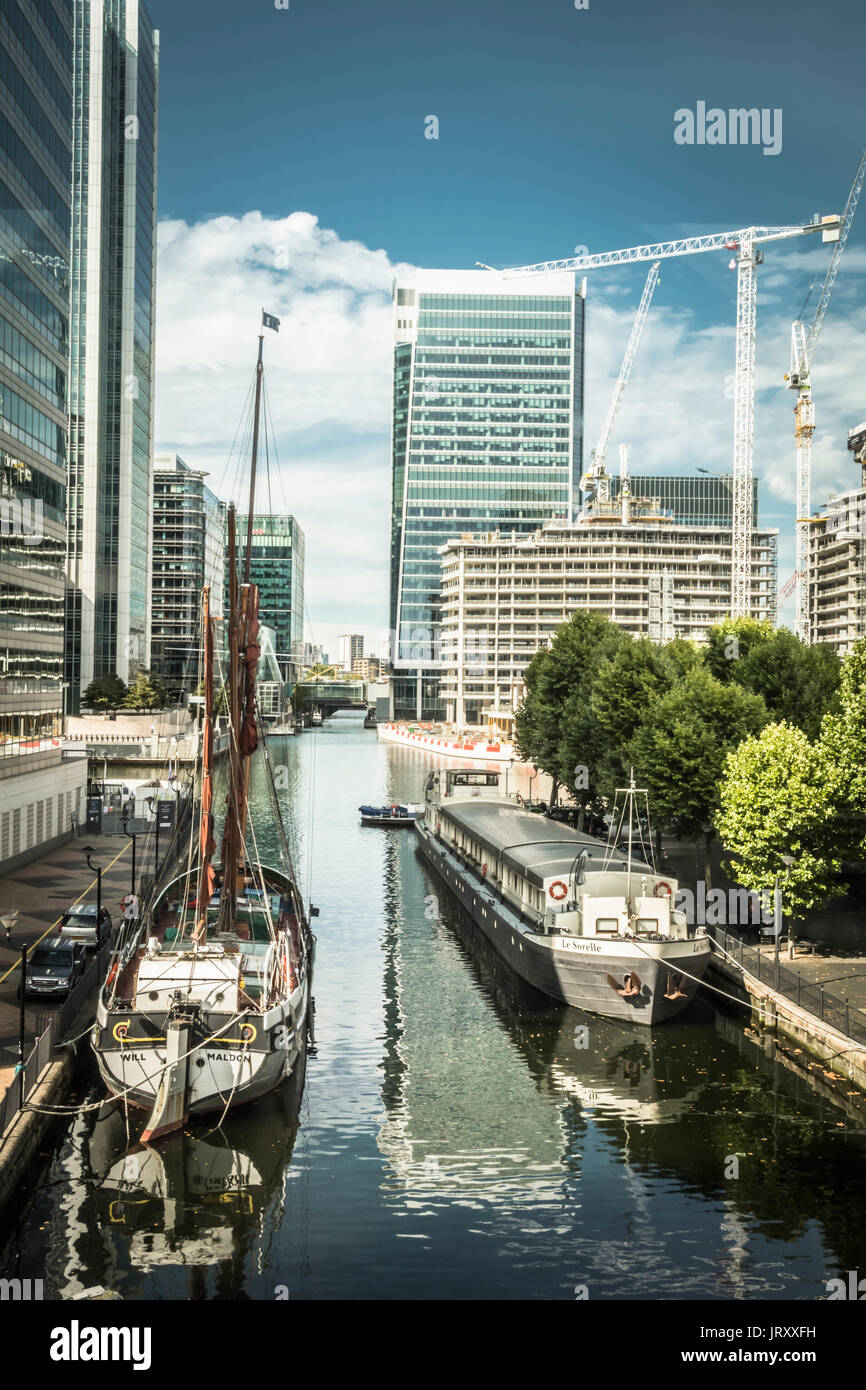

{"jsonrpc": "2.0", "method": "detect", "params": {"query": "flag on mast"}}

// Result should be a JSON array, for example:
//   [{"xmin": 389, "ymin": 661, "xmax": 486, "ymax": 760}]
[{"xmin": 262, "ymin": 310, "xmax": 280, "ymax": 332}]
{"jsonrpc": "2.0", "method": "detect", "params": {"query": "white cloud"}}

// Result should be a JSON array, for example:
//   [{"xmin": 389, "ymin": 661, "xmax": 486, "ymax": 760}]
[{"xmin": 155, "ymin": 214, "xmax": 866, "ymax": 648}]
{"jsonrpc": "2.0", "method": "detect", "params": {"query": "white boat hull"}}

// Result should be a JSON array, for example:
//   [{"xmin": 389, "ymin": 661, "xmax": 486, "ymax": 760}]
[{"xmin": 377, "ymin": 723, "xmax": 515, "ymax": 762}]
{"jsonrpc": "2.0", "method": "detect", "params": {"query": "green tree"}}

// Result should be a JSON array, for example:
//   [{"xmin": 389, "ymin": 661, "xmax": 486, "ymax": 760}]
[
  {"xmin": 704, "ymin": 617, "xmax": 775, "ymax": 682},
  {"xmin": 716, "ymin": 721, "xmax": 841, "ymax": 920},
  {"xmin": 731, "ymin": 629, "xmax": 840, "ymax": 738},
  {"xmin": 122, "ymin": 670, "xmax": 169, "ymax": 711},
  {"xmin": 818, "ymin": 638, "xmax": 866, "ymax": 850},
  {"xmin": 516, "ymin": 612, "xmax": 631, "ymax": 811},
  {"xmin": 629, "ymin": 665, "xmax": 768, "ymax": 883},
  {"xmin": 82, "ymin": 672, "xmax": 127, "ymax": 710},
  {"xmin": 589, "ymin": 638, "xmax": 671, "ymax": 796}
]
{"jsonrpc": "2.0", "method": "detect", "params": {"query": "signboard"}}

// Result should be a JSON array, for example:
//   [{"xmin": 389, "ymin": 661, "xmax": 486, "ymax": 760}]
[
  {"xmin": 156, "ymin": 800, "xmax": 176, "ymax": 830},
  {"xmin": 85, "ymin": 798, "xmax": 103, "ymax": 833}
]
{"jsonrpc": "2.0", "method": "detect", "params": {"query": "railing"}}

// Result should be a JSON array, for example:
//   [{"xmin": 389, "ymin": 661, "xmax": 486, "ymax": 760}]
[
  {"xmin": 710, "ymin": 929, "xmax": 866, "ymax": 1047},
  {"xmin": 0, "ymin": 942, "xmax": 109, "ymax": 1143},
  {"xmin": 0, "ymin": 735, "xmax": 61, "ymax": 759}
]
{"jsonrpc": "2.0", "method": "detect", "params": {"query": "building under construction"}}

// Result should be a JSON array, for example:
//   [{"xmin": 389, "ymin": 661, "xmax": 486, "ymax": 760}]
[
  {"xmin": 805, "ymin": 421, "xmax": 866, "ymax": 655},
  {"xmin": 438, "ymin": 486, "xmax": 777, "ymax": 731}
]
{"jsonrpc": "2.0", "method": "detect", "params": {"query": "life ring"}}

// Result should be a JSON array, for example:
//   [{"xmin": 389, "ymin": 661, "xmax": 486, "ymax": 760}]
[
  {"xmin": 481, "ymin": 864, "xmax": 488, "ymax": 877},
  {"xmin": 548, "ymin": 880, "xmax": 568, "ymax": 901},
  {"xmin": 653, "ymin": 880, "xmax": 672, "ymax": 898}
]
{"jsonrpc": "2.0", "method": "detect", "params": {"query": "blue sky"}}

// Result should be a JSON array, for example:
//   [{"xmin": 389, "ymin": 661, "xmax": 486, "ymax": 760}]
[{"xmin": 147, "ymin": 0, "xmax": 866, "ymax": 654}]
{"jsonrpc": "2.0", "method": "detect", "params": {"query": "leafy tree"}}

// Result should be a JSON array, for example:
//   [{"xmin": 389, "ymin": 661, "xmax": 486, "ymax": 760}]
[
  {"xmin": 82, "ymin": 673, "xmax": 127, "ymax": 710},
  {"xmin": 659, "ymin": 637, "xmax": 702, "ymax": 683},
  {"xmin": 716, "ymin": 722, "xmax": 841, "ymax": 920},
  {"xmin": 628, "ymin": 665, "xmax": 768, "ymax": 884},
  {"xmin": 731, "ymin": 629, "xmax": 840, "ymax": 739},
  {"xmin": 122, "ymin": 670, "xmax": 169, "ymax": 711},
  {"xmin": 704, "ymin": 617, "xmax": 775, "ymax": 682},
  {"xmin": 818, "ymin": 639, "xmax": 866, "ymax": 850},
  {"xmin": 589, "ymin": 638, "xmax": 671, "ymax": 796},
  {"xmin": 515, "ymin": 612, "xmax": 629, "ymax": 810}
]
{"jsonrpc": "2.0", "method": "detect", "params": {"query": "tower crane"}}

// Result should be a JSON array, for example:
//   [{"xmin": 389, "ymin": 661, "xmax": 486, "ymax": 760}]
[
  {"xmin": 786, "ymin": 147, "xmax": 866, "ymax": 642},
  {"xmin": 478, "ymin": 214, "xmax": 841, "ymax": 617},
  {"xmin": 580, "ymin": 262, "xmax": 660, "ymax": 504}
]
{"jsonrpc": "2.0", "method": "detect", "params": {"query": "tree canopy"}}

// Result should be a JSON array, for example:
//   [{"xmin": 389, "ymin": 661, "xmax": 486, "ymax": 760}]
[{"xmin": 82, "ymin": 673, "xmax": 127, "ymax": 710}]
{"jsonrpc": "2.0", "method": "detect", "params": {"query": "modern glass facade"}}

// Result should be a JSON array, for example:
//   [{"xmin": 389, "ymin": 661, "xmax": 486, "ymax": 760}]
[
  {"xmin": 64, "ymin": 0, "xmax": 158, "ymax": 707},
  {"xmin": 150, "ymin": 454, "xmax": 225, "ymax": 698},
  {"xmin": 607, "ymin": 473, "xmax": 759, "ymax": 528},
  {"xmin": 389, "ymin": 268, "xmax": 585, "ymax": 719},
  {"xmin": 0, "ymin": 0, "xmax": 72, "ymax": 747},
  {"xmin": 233, "ymin": 513, "xmax": 305, "ymax": 682}
]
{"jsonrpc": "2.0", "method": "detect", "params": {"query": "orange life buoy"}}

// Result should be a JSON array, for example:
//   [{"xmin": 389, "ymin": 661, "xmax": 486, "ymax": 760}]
[
  {"xmin": 548, "ymin": 880, "xmax": 568, "ymax": 901},
  {"xmin": 481, "ymin": 864, "xmax": 488, "ymax": 877},
  {"xmin": 653, "ymin": 880, "xmax": 672, "ymax": 898}
]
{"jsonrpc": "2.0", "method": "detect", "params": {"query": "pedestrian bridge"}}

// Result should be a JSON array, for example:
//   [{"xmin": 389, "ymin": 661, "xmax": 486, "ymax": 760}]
[{"xmin": 293, "ymin": 680, "xmax": 367, "ymax": 717}]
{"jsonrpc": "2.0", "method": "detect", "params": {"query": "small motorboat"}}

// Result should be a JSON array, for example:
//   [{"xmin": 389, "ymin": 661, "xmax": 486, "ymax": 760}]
[{"xmin": 359, "ymin": 803, "xmax": 423, "ymax": 827}]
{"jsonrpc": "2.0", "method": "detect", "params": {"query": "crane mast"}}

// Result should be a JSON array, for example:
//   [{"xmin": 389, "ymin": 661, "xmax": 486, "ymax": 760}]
[
  {"xmin": 483, "ymin": 215, "xmax": 840, "ymax": 617},
  {"xmin": 788, "ymin": 148, "xmax": 866, "ymax": 641},
  {"xmin": 581, "ymin": 262, "xmax": 660, "ymax": 501}
]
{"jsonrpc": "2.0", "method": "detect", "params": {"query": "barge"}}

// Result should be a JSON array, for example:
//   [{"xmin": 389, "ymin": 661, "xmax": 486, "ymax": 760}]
[{"xmin": 414, "ymin": 768, "xmax": 710, "ymax": 1024}]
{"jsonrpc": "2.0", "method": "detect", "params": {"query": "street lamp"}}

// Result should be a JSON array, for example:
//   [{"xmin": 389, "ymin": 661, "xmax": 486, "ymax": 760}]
[
  {"xmin": 120, "ymin": 815, "xmax": 136, "ymax": 895},
  {"xmin": 83, "ymin": 845, "xmax": 102, "ymax": 922},
  {"xmin": 773, "ymin": 854, "xmax": 795, "ymax": 967}
]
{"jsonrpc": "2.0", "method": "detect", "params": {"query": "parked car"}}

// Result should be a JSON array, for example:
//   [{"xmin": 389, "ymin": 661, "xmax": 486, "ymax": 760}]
[
  {"xmin": 18, "ymin": 939, "xmax": 86, "ymax": 999},
  {"xmin": 59, "ymin": 902, "xmax": 112, "ymax": 951}
]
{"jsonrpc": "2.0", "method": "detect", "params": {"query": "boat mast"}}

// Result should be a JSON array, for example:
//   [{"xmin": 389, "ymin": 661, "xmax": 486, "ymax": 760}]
[
  {"xmin": 244, "ymin": 330, "xmax": 264, "ymax": 583},
  {"xmin": 626, "ymin": 767, "xmax": 635, "ymax": 917},
  {"xmin": 223, "ymin": 507, "xmax": 243, "ymax": 927},
  {"xmin": 195, "ymin": 586, "xmax": 216, "ymax": 939}
]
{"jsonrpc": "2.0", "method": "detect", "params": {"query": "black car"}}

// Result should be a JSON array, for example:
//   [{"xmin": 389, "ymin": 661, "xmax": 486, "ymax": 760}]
[{"xmin": 19, "ymin": 939, "xmax": 86, "ymax": 999}]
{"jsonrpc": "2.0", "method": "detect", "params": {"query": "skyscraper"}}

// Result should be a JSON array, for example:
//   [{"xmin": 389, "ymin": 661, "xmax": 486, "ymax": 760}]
[
  {"xmin": 0, "ymin": 0, "xmax": 86, "ymax": 867},
  {"xmin": 150, "ymin": 454, "xmax": 225, "ymax": 698},
  {"xmin": 337, "ymin": 632, "xmax": 363, "ymax": 671},
  {"xmin": 64, "ymin": 0, "xmax": 158, "ymax": 707},
  {"xmin": 234, "ymin": 513, "xmax": 305, "ymax": 681},
  {"xmin": 389, "ymin": 268, "xmax": 585, "ymax": 720}
]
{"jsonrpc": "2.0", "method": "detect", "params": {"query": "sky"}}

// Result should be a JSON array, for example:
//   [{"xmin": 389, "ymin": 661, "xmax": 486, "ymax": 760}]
[{"xmin": 146, "ymin": 0, "xmax": 866, "ymax": 658}]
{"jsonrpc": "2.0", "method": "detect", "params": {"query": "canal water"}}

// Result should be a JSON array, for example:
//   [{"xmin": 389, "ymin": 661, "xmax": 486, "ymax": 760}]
[{"xmin": 3, "ymin": 711, "xmax": 866, "ymax": 1300}]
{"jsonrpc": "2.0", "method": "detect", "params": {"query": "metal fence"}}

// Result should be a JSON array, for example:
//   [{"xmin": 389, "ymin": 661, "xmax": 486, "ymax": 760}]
[
  {"xmin": 0, "ymin": 942, "xmax": 109, "ymax": 1143},
  {"xmin": 711, "ymin": 929, "xmax": 866, "ymax": 1047}
]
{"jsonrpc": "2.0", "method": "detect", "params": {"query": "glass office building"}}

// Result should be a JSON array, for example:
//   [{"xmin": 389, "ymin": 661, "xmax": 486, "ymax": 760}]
[
  {"xmin": 233, "ymin": 514, "xmax": 305, "ymax": 682},
  {"xmin": 0, "ymin": 0, "xmax": 72, "ymax": 748},
  {"xmin": 150, "ymin": 454, "xmax": 225, "ymax": 698},
  {"xmin": 390, "ymin": 268, "xmax": 585, "ymax": 720},
  {"xmin": 64, "ymin": 0, "xmax": 158, "ymax": 708},
  {"xmin": 607, "ymin": 473, "xmax": 759, "ymax": 528}
]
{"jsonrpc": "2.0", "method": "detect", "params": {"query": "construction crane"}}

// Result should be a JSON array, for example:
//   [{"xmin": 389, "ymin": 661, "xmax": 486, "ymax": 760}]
[
  {"xmin": 778, "ymin": 570, "xmax": 801, "ymax": 603},
  {"xmin": 580, "ymin": 262, "xmax": 660, "ymax": 503},
  {"xmin": 786, "ymin": 147, "xmax": 866, "ymax": 641},
  {"xmin": 478, "ymin": 216, "xmax": 841, "ymax": 617}
]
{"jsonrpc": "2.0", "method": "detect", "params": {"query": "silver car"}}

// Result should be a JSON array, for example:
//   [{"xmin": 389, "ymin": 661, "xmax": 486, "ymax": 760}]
[{"xmin": 59, "ymin": 903, "xmax": 112, "ymax": 951}]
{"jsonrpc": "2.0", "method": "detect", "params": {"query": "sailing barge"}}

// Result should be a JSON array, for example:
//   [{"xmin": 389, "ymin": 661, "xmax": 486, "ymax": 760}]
[
  {"xmin": 415, "ymin": 768, "xmax": 710, "ymax": 1024},
  {"xmin": 92, "ymin": 317, "xmax": 314, "ymax": 1140}
]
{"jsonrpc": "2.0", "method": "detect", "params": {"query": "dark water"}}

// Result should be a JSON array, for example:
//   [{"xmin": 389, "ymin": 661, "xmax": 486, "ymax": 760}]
[{"xmin": 4, "ymin": 712, "xmax": 866, "ymax": 1300}]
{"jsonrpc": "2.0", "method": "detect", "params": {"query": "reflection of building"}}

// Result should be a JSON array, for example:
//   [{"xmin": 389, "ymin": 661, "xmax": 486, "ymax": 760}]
[
  {"xmin": 338, "ymin": 633, "xmax": 363, "ymax": 671},
  {"xmin": 389, "ymin": 268, "xmax": 586, "ymax": 721},
  {"xmin": 439, "ymin": 497, "xmax": 778, "ymax": 727},
  {"xmin": 806, "ymin": 422, "xmax": 866, "ymax": 655},
  {"xmin": 0, "ymin": 0, "xmax": 87, "ymax": 868},
  {"xmin": 64, "ymin": 0, "xmax": 159, "ymax": 707},
  {"xmin": 608, "ymin": 473, "xmax": 759, "ymax": 527},
  {"xmin": 255, "ymin": 623, "xmax": 288, "ymax": 718},
  {"xmin": 150, "ymin": 454, "xmax": 225, "ymax": 697},
  {"xmin": 234, "ymin": 514, "xmax": 304, "ymax": 682}
]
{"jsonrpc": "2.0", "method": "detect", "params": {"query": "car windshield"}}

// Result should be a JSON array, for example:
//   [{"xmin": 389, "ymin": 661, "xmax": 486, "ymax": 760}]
[
  {"xmin": 64, "ymin": 914, "xmax": 94, "ymax": 928},
  {"xmin": 32, "ymin": 947, "xmax": 72, "ymax": 966}
]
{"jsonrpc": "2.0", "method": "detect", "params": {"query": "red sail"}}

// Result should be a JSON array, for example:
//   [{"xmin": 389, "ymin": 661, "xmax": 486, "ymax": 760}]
[{"xmin": 240, "ymin": 583, "xmax": 261, "ymax": 757}]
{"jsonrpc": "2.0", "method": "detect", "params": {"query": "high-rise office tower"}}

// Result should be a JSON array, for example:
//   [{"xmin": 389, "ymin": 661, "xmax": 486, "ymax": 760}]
[
  {"xmin": 150, "ymin": 454, "xmax": 225, "ymax": 698},
  {"xmin": 0, "ymin": 0, "xmax": 86, "ymax": 866},
  {"xmin": 64, "ymin": 0, "xmax": 158, "ymax": 707},
  {"xmin": 234, "ymin": 514, "xmax": 305, "ymax": 682},
  {"xmin": 389, "ymin": 268, "xmax": 585, "ymax": 720},
  {"xmin": 608, "ymin": 473, "xmax": 759, "ymax": 528}
]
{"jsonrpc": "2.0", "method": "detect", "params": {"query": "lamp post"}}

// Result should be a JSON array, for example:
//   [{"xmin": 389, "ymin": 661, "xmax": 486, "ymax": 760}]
[
  {"xmin": 773, "ymin": 854, "xmax": 795, "ymax": 968},
  {"xmin": 83, "ymin": 846, "xmax": 101, "ymax": 921},
  {"xmin": 18, "ymin": 940, "xmax": 27, "ymax": 1108},
  {"xmin": 121, "ymin": 815, "xmax": 136, "ymax": 895}
]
